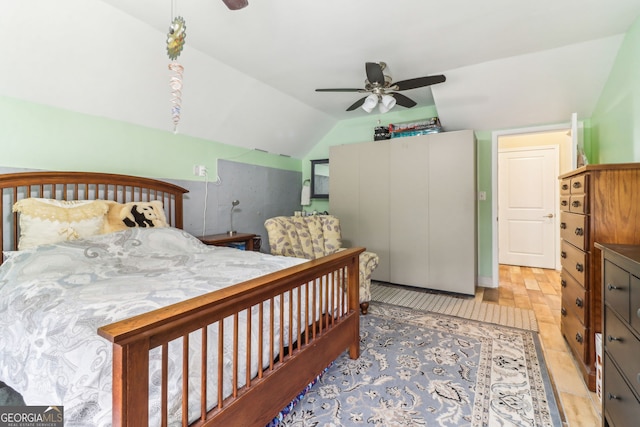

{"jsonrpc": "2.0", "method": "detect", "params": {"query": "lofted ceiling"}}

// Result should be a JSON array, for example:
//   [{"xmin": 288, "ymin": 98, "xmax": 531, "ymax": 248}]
[{"xmin": 3, "ymin": 1, "xmax": 640, "ymax": 158}]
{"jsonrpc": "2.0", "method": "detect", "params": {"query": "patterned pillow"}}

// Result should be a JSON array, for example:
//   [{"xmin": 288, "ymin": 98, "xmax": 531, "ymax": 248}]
[
  {"xmin": 12, "ymin": 198, "xmax": 111, "ymax": 250},
  {"xmin": 103, "ymin": 201, "xmax": 168, "ymax": 233}
]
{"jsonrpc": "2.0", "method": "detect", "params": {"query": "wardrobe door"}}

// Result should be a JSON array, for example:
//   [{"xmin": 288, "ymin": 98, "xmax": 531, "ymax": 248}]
[
  {"xmin": 389, "ymin": 137, "xmax": 430, "ymax": 286},
  {"xmin": 330, "ymin": 142, "xmax": 390, "ymax": 282},
  {"xmin": 428, "ymin": 130, "xmax": 476, "ymax": 295},
  {"xmin": 358, "ymin": 142, "xmax": 390, "ymax": 281}
]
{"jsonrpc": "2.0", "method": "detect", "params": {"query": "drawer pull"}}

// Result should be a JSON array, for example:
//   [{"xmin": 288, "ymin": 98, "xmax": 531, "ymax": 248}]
[
  {"xmin": 607, "ymin": 335, "xmax": 621, "ymax": 342},
  {"xmin": 572, "ymin": 200, "xmax": 581, "ymax": 208},
  {"xmin": 561, "ymin": 251, "xmax": 567, "ymax": 259},
  {"xmin": 562, "ymin": 183, "xmax": 569, "ymax": 190},
  {"xmin": 608, "ymin": 283, "xmax": 620, "ymax": 291},
  {"xmin": 574, "ymin": 227, "xmax": 583, "ymax": 236},
  {"xmin": 561, "ymin": 200, "xmax": 568, "ymax": 207},
  {"xmin": 575, "ymin": 333, "xmax": 583, "ymax": 344},
  {"xmin": 561, "ymin": 307, "xmax": 567, "ymax": 316},
  {"xmin": 575, "ymin": 263, "xmax": 584, "ymax": 273},
  {"xmin": 560, "ymin": 222, "xmax": 567, "ymax": 229},
  {"xmin": 573, "ymin": 182, "xmax": 582, "ymax": 189},
  {"xmin": 608, "ymin": 393, "xmax": 619, "ymax": 400},
  {"xmin": 561, "ymin": 279, "xmax": 567, "ymax": 287},
  {"xmin": 575, "ymin": 298, "xmax": 583, "ymax": 308}
]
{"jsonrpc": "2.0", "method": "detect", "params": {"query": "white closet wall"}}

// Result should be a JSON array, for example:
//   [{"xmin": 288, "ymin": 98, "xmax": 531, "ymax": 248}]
[{"xmin": 330, "ymin": 130, "xmax": 476, "ymax": 295}]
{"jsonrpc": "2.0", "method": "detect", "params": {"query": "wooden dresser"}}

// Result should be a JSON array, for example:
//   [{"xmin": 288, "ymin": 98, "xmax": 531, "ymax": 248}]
[
  {"xmin": 596, "ymin": 243, "xmax": 640, "ymax": 427},
  {"xmin": 559, "ymin": 163, "xmax": 640, "ymax": 391}
]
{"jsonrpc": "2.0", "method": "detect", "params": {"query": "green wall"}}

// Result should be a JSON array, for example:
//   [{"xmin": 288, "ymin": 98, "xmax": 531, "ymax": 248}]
[
  {"xmin": 0, "ymin": 96, "xmax": 300, "ymax": 180},
  {"xmin": 590, "ymin": 17, "xmax": 640, "ymax": 163}
]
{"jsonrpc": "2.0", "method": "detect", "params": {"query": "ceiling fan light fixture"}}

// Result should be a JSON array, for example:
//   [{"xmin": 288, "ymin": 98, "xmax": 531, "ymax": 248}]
[
  {"xmin": 379, "ymin": 94, "xmax": 396, "ymax": 113},
  {"xmin": 362, "ymin": 94, "xmax": 378, "ymax": 113}
]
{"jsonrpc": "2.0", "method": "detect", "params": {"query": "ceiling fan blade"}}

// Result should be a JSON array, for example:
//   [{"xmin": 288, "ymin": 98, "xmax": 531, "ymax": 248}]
[
  {"xmin": 347, "ymin": 96, "xmax": 367, "ymax": 111},
  {"xmin": 393, "ymin": 75, "xmax": 446, "ymax": 91},
  {"xmin": 365, "ymin": 62, "xmax": 385, "ymax": 85},
  {"xmin": 315, "ymin": 88, "xmax": 364, "ymax": 92},
  {"xmin": 391, "ymin": 92, "xmax": 417, "ymax": 108}
]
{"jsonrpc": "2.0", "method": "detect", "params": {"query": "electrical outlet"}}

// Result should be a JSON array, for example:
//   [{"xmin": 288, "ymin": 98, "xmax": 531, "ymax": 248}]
[
  {"xmin": 478, "ymin": 191, "xmax": 487, "ymax": 201},
  {"xmin": 193, "ymin": 165, "xmax": 207, "ymax": 176}
]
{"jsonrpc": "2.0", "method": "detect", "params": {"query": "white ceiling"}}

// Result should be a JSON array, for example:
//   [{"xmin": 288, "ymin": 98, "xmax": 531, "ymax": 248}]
[{"xmin": 3, "ymin": 0, "xmax": 640, "ymax": 158}]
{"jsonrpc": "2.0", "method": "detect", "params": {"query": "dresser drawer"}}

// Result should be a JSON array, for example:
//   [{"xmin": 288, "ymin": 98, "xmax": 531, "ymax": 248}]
[
  {"xmin": 570, "ymin": 175, "xmax": 587, "ymax": 195},
  {"xmin": 560, "ymin": 178, "xmax": 571, "ymax": 195},
  {"xmin": 559, "ymin": 195, "xmax": 571, "ymax": 212},
  {"xmin": 561, "ymin": 272, "xmax": 587, "ymax": 324},
  {"xmin": 569, "ymin": 194, "xmax": 588, "ymax": 214},
  {"xmin": 561, "ymin": 240, "xmax": 587, "ymax": 286},
  {"xmin": 562, "ymin": 311, "xmax": 588, "ymax": 362},
  {"xmin": 604, "ymin": 352, "xmax": 640, "ymax": 427},
  {"xmin": 604, "ymin": 306, "xmax": 640, "ymax": 398},
  {"xmin": 560, "ymin": 211, "xmax": 587, "ymax": 250},
  {"xmin": 631, "ymin": 275, "xmax": 640, "ymax": 336},
  {"xmin": 604, "ymin": 259, "xmax": 631, "ymax": 323}
]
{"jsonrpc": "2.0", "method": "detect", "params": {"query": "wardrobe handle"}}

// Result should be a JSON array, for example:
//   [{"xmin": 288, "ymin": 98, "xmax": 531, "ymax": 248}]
[
  {"xmin": 575, "ymin": 263, "xmax": 584, "ymax": 273},
  {"xmin": 574, "ymin": 227, "xmax": 583, "ymax": 236},
  {"xmin": 575, "ymin": 298, "xmax": 583, "ymax": 308},
  {"xmin": 561, "ymin": 279, "xmax": 567, "ymax": 288},
  {"xmin": 560, "ymin": 222, "xmax": 567, "ymax": 229},
  {"xmin": 608, "ymin": 393, "xmax": 619, "ymax": 400},
  {"xmin": 608, "ymin": 283, "xmax": 620, "ymax": 291},
  {"xmin": 575, "ymin": 333, "xmax": 583, "ymax": 344},
  {"xmin": 607, "ymin": 335, "xmax": 621, "ymax": 342},
  {"xmin": 561, "ymin": 251, "xmax": 567, "ymax": 259},
  {"xmin": 561, "ymin": 307, "xmax": 567, "ymax": 316}
]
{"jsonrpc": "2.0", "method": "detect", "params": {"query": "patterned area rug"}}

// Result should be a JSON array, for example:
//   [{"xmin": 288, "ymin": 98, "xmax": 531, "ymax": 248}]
[{"xmin": 277, "ymin": 303, "xmax": 561, "ymax": 426}]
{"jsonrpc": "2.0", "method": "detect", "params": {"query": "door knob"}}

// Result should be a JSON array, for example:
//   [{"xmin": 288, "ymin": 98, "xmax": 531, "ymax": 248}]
[{"xmin": 543, "ymin": 213, "xmax": 554, "ymax": 218}]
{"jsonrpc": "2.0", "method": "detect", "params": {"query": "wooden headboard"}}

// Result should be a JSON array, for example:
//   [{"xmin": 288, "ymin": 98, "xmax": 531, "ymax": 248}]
[{"xmin": 0, "ymin": 171, "xmax": 189, "ymax": 255}]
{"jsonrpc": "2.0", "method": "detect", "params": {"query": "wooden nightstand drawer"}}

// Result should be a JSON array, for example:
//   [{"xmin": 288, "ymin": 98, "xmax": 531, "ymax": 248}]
[{"xmin": 198, "ymin": 233, "xmax": 258, "ymax": 251}]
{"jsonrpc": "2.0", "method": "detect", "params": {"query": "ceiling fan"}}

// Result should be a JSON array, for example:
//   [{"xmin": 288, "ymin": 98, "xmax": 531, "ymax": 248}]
[{"xmin": 315, "ymin": 62, "xmax": 446, "ymax": 113}]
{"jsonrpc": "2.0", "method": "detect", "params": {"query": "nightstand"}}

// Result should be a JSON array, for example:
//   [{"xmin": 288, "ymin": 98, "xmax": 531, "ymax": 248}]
[{"xmin": 198, "ymin": 233, "xmax": 258, "ymax": 251}]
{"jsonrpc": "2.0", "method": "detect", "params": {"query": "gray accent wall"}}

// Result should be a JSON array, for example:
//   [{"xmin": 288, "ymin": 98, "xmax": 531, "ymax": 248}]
[{"xmin": 1, "ymin": 161, "xmax": 303, "ymax": 253}]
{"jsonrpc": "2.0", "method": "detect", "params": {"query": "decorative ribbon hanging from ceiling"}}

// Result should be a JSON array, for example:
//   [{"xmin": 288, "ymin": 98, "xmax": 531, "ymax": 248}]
[{"xmin": 166, "ymin": 1, "xmax": 186, "ymax": 133}]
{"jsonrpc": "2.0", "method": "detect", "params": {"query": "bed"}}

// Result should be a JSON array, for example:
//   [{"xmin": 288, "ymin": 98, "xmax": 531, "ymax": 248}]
[{"xmin": 0, "ymin": 171, "xmax": 362, "ymax": 426}]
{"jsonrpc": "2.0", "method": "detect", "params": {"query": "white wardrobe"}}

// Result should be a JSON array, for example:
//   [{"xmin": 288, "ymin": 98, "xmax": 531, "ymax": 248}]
[{"xmin": 329, "ymin": 130, "xmax": 476, "ymax": 295}]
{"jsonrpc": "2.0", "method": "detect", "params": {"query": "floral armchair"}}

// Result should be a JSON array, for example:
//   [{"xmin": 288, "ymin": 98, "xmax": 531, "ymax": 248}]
[{"xmin": 264, "ymin": 215, "xmax": 379, "ymax": 314}]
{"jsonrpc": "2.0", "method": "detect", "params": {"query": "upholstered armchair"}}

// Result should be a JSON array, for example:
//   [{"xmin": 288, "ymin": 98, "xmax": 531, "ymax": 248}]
[{"xmin": 264, "ymin": 215, "xmax": 379, "ymax": 314}]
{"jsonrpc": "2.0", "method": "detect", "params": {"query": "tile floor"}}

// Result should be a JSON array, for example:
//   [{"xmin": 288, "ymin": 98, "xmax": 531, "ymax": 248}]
[{"xmin": 479, "ymin": 265, "xmax": 601, "ymax": 427}]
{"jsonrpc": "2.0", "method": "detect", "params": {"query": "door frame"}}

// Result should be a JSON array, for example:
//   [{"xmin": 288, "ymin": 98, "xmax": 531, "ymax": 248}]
[{"xmin": 490, "ymin": 123, "xmax": 576, "ymax": 287}]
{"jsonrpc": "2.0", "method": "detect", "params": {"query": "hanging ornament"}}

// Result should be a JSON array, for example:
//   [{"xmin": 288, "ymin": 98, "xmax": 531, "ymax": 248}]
[
  {"xmin": 166, "ymin": 16, "xmax": 186, "ymax": 60},
  {"xmin": 166, "ymin": 16, "xmax": 186, "ymax": 132}
]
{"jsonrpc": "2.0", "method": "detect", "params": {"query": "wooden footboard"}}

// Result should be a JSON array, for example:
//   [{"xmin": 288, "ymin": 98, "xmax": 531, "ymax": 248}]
[{"xmin": 98, "ymin": 247, "xmax": 363, "ymax": 427}]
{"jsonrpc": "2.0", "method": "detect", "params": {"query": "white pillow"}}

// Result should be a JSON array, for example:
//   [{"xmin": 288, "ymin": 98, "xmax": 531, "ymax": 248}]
[{"xmin": 12, "ymin": 198, "xmax": 111, "ymax": 250}]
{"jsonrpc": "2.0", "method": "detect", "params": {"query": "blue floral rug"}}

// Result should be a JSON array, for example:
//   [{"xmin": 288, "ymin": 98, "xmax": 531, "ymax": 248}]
[{"xmin": 276, "ymin": 303, "xmax": 562, "ymax": 426}]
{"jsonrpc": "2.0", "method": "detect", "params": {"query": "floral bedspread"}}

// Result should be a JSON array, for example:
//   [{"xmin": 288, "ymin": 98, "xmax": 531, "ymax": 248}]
[{"xmin": 0, "ymin": 227, "xmax": 307, "ymax": 426}]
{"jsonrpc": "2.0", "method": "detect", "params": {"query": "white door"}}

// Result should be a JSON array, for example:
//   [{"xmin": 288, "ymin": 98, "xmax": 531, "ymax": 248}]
[{"xmin": 498, "ymin": 146, "xmax": 558, "ymax": 268}]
